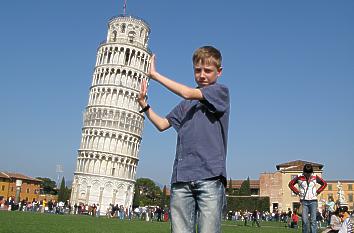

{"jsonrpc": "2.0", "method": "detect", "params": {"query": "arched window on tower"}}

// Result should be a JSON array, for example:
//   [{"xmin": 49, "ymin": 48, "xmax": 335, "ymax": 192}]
[
  {"xmin": 124, "ymin": 49, "xmax": 130, "ymax": 65},
  {"xmin": 128, "ymin": 31, "xmax": 136, "ymax": 43},
  {"xmin": 121, "ymin": 24, "xmax": 126, "ymax": 33},
  {"xmin": 112, "ymin": 30, "xmax": 117, "ymax": 42},
  {"xmin": 144, "ymin": 33, "xmax": 148, "ymax": 46}
]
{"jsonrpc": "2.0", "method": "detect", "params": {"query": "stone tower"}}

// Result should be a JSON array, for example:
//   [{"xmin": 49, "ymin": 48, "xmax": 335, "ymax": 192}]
[{"xmin": 70, "ymin": 14, "xmax": 151, "ymax": 215}]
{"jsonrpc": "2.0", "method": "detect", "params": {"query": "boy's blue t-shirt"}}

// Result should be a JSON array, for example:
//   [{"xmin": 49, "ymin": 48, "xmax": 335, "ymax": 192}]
[{"xmin": 166, "ymin": 82, "xmax": 230, "ymax": 184}]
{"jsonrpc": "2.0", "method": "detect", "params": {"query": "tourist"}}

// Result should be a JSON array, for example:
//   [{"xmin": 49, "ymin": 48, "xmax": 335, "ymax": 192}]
[
  {"xmin": 291, "ymin": 209, "xmax": 299, "ymax": 229},
  {"xmin": 243, "ymin": 210, "xmax": 249, "ymax": 226},
  {"xmin": 322, "ymin": 207, "xmax": 341, "ymax": 233},
  {"xmin": 42, "ymin": 199, "xmax": 47, "ymax": 213},
  {"xmin": 127, "ymin": 205, "xmax": 132, "ymax": 220},
  {"xmin": 325, "ymin": 196, "xmax": 336, "ymax": 225},
  {"xmin": 96, "ymin": 204, "xmax": 100, "ymax": 217},
  {"xmin": 163, "ymin": 206, "xmax": 169, "ymax": 222},
  {"xmin": 133, "ymin": 206, "xmax": 140, "ymax": 219},
  {"xmin": 138, "ymin": 46, "xmax": 229, "ymax": 233},
  {"xmin": 251, "ymin": 209, "xmax": 260, "ymax": 227},
  {"xmin": 92, "ymin": 203, "xmax": 97, "ymax": 216},
  {"xmin": 338, "ymin": 206, "xmax": 353, "ymax": 233},
  {"xmin": 286, "ymin": 208, "xmax": 292, "ymax": 227},
  {"xmin": 156, "ymin": 206, "xmax": 162, "ymax": 222},
  {"xmin": 119, "ymin": 205, "xmax": 124, "ymax": 220},
  {"xmin": 316, "ymin": 209, "xmax": 324, "ymax": 228},
  {"xmin": 288, "ymin": 163, "xmax": 327, "ymax": 233}
]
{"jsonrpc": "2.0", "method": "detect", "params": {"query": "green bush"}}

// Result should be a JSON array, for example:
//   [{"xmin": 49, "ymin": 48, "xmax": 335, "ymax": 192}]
[{"xmin": 226, "ymin": 196, "xmax": 270, "ymax": 212}]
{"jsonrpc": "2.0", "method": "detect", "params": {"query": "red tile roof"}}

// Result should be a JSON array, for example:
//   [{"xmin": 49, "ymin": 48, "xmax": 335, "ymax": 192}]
[
  {"xmin": 228, "ymin": 180, "xmax": 260, "ymax": 189},
  {"xmin": 0, "ymin": 172, "xmax": 10, "ymax": 179},
  {"xmin": 276, "ymin": 160, "xmax": 324, "ymax": 171},
  {"xmin": 0, "ymin": 171, "xmax": 42, "ymax": 183}
]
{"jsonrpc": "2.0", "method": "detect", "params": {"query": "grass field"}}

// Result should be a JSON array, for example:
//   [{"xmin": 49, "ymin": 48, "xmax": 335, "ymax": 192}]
[{"xmin": 0, "ymin": 211, "xmax": 301, "ymax": 233}]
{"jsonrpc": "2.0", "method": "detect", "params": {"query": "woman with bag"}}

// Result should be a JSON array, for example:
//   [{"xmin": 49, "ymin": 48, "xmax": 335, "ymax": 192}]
[{"xmin": 288, "ymin": 163, "xmax": 327, "ymax": 233}]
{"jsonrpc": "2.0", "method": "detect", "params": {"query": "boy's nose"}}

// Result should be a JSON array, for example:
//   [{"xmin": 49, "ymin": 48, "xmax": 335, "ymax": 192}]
[{"xmin": 200, "ymin": 70, "xmax": 206, "ymax": 78}]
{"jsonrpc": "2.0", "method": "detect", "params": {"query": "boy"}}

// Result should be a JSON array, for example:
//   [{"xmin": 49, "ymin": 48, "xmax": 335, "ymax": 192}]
[
  {"xmin": 138, "ymin": 46, "xmax": 230, "ymax": 233},
  {"xmin": 288, "ymin": 163, "xmax": 327, "ymax": 233}
]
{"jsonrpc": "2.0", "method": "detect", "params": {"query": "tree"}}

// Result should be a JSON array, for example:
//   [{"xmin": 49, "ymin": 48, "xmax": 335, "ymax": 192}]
[
  {"xmin": 133, "ymin": 186, "xmax": 140, "ymax": 208},
  {"xmin": 160, "ymin": 185, "xmax": 168, "ymax": 207},
  {"xmin": 132, "ymin": 185, "xmax": 141, "ymax": 208},
  {"xmin": 227, "ymin": 177, "xmax": 233, "ymax": 195},
  {"xmin": 238, "ymin": 177, "xmax": 251, "ymax": 196},
  {"xmin": 227, "ymin": 196, "xmax": 270, "ymax": 212},
  {"xmin": 36, "ymin": 177, "xmax": 57, "ymax": 195},
  {"xmin": 133, "ymin": 178, "xmax": 162, "ymax": 206},
  {"xmin": 58, "ymin": 177, "xmax": 70, "ymax": 202}
]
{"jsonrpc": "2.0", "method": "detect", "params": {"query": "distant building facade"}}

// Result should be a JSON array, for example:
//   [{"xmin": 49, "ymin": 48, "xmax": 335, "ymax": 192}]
[
  {"xmin": 227, "ymin": 160, "xmax": 354, "ymax": 212},
  {"xmin": 70, "ymin": 14, "xmax": 151, "ymax": 215},
  {"xmin": 0, "ymin": 172, "xmax": 41, "ymax": 202},
  {"xmin": 259, "ymin": 160, "xmax": 324, "ymax": 212}
]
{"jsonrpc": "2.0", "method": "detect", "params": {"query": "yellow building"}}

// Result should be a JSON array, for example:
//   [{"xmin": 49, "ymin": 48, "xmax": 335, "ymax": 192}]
[
  {"xmin": 320, "ymin": 180, "xmax": 354, "ymax": 210},
  {"xmin": 0, "ymin": 172, "xmax": 41, "ymax": 203}
]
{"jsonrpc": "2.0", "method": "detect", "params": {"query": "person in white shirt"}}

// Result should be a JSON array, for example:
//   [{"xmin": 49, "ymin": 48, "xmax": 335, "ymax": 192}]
[{"xmin": 339, "ymin": 206, "xmax": 353, "ymax": 233}]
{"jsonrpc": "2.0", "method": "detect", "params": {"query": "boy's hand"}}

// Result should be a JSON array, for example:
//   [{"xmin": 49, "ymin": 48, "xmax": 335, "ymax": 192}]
[
  {"xmin": 148, "ymin": 54, "xmax": 157, "ymax": 79},
  {"xmin": 138, "ymin": 79, "xmax": 148, "ymax": 107}
]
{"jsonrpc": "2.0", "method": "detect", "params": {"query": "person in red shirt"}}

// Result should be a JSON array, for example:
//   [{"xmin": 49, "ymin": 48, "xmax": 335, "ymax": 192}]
[{"xmin": 291, "ymin": 209, "xmax": 299, "ymax": 228}]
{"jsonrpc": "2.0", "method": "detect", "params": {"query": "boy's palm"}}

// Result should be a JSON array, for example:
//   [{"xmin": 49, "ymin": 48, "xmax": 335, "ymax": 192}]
[
  {"xmin": 148, "ymin": 54, "xmax": 157, "ymax": 79},
  {"xmin": 138, "ymin": 79, "xmax": 147, "ymax": 106}
]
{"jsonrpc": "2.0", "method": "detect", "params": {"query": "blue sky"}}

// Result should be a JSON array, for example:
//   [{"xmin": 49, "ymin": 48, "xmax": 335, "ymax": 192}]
[{"xmin": 1, "ymin": 0, "xmax": 353, "ymax": 186}]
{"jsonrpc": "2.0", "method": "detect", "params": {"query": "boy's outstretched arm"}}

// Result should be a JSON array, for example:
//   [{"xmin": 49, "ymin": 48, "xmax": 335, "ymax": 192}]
[
  {"xmin": 138, "ymin": 79, "xmax": 171, "ymax": 132},
  {"xmin": 149, "ymin": 55, "xmax": 203, "ymax": 100}
]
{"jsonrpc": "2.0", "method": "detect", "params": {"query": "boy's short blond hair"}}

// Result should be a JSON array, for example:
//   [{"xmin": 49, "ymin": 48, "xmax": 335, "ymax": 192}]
[{"xmin": 192, "ymin": 46, "xmax": 222, "ymax": 69}]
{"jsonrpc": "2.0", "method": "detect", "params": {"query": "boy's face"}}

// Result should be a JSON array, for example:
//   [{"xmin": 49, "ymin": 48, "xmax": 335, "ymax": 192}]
[{"xmin": 193, "ymin": 61, "xmax": 222, "ymax": 87}]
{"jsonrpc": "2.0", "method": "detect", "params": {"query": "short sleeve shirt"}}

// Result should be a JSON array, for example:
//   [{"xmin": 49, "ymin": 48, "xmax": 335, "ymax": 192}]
[{"xmin": 166, "ymin": 82, "xmax": 230, "ymax": 184}]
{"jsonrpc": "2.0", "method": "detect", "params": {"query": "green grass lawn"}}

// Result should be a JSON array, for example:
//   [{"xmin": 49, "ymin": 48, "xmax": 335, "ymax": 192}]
[{"xmin": 0, "ymin": 211, "xmax": 301, "ymax": 233}]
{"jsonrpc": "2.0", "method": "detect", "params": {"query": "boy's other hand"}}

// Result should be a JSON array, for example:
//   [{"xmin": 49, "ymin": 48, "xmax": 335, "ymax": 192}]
[
  {"xmin": 138, "ymin": 79, "xmax": 148, "ymax": 107},
  {"xmin": 148, "ymin": 54, "xmax": 157, "ymax": 79}
]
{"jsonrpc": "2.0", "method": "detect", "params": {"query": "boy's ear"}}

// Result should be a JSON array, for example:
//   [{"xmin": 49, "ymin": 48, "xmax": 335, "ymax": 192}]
[{"xmin": 217, "ymin": 67, "xmax": 223, "ymax": 77}]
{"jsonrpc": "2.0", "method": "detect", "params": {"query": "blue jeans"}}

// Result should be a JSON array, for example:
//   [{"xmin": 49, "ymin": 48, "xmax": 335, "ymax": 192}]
[
  {"xmin": 170, "ymin": 179, "xmax": 225, "ymax": 233},
  {"xmin": 301, "ymin": 200, "xmax": 318, "ymax": 233}
]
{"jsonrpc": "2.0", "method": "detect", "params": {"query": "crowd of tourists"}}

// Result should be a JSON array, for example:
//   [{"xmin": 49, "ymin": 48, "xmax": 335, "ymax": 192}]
[
  {"xmin": 227, "ymin": 208, "xmax": 296, "ymax": 223},
  {"xmin": 106, "ymin": 204, "xmax": 170, "ymax": 222},
  {"xmin": 1, "ymin": 196, "xmax": 170, "ymax": 222},
  {"xmin": 1, "ymin": 196, "xmax": 71, "ymax": 214},
  {"xmin": 225, "ymin": 205, "xmax": 353, "ymax": 232},
  {"xmin": 226, "ymin": 208, "xmax": 299, "ymax": 227}
]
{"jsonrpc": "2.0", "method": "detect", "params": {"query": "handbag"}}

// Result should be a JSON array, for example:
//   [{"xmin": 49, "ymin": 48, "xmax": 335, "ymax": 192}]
[
  {"xmin": 298, "ymin": 204, "xmax": 303, "ymax": 216},
  {"xmin": 297, "ymin": 182, "xmax": 309, "ymax": 216}
]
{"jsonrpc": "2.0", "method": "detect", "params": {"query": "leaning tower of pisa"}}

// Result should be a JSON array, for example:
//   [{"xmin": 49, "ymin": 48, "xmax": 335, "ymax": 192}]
[{"xmin": 70, "ymin": 15, "xmax": 151, "ymax": 215}]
